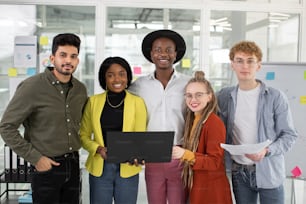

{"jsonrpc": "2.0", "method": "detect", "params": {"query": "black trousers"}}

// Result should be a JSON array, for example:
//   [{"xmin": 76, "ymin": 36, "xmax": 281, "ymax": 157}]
[{"xmin": 31, "ymin": 152, "xmax": 80, "ymax": 204}]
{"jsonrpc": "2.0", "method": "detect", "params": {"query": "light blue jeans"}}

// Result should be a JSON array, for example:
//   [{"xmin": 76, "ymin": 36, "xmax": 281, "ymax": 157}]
[
  {"xmin": 232, "ymin": 161, "xmax": 284, "ymax": 204},
  {"xmin": 89, "ymin": 162, "xmax": 139, "ymax": 204}
]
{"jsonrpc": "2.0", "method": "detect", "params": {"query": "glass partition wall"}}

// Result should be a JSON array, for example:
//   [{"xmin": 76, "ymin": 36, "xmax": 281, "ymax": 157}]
[
  {"xmin": 104, "ymin": 7, "xmax": 300, "ymax": 91},
  {"xmin": 209, "ymin": 10, "xmax": 300, "ymax": 90},
  {"xmin": 105, "ymin": 7, "xmax": 201, "ymax": 78},
  {"xmin": 0, "ymin": 5, "xmax": 96, "ymax": 114}
]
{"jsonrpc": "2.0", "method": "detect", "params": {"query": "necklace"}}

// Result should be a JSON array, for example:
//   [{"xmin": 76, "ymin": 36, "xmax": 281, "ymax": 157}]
[{"xmin": 106, "ymin": 94, "xmax": 124, "ymax": 108}]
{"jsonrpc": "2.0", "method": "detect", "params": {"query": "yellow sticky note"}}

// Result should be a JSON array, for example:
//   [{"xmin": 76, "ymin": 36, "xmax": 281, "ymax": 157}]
[
  {"xmin": 39, "ymin": 36, "xmax": 49, "ymax": 46},
  {"xmin": 182, "ymin": 59, "xmax": 191, "ymax": 69},
  {"xmin": 304, "ymin": 71, "xmax": 306, "ymax": 80},
  {"xmin": 8, "ymin": 68, "xmax": 18, "ymax": 76},
  {"xmin": 300, "ymin": 96, "xmax": 306, "ymax": 104}
]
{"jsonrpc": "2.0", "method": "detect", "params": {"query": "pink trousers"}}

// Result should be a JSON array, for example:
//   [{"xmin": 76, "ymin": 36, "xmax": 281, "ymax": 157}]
[{"xmin": 145, "ymin": 159, "xmax": 187, "ymax": 204}]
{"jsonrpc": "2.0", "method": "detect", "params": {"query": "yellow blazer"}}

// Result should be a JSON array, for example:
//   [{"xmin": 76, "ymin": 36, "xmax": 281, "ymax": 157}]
[{"xmin": 80, "ymin": 90, "xmax": 147, "ymax": 178}]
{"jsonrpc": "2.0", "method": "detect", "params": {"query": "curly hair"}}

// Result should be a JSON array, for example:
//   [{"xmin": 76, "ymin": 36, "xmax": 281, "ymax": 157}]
[{"xmin": 229, "ymin": 40, "xmax": 262, "ymax": 61}]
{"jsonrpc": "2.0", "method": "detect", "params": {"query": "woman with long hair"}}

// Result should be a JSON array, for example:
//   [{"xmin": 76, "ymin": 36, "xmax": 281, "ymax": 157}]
[{"xmin": 172, "ymin": 71, "xmax": 232, "ymax": 204}]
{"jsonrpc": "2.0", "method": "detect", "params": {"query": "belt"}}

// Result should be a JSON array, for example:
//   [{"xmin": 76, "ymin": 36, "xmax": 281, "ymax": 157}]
[
  {"xmin": 232, "ymin": 160, "xmax": 256, "ymax": 171},
  {"xmin": 52, "ymin": 151, "xmax": 79, "ymax": 160}
]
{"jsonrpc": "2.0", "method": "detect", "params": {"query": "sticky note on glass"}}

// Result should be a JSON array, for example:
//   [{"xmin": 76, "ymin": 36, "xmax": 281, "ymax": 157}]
[
  {"xmin": 8, "ymin": 68, "xmax": 18, "ymax": 76},
  {"xmin": 39, "ymin": 36, "xmax": 49, "ymax": 46},
  {"xmin": 133, "ymin": 66, "xmax": 142, "ymax": 75},
  {"xmin": 304, "ymin": 71, "xmax": 306, "ymax": 80},
  {"xmin": 27, "ymin": 67, "xmax": 36, "ymax": 76},
  {"xmin": 182, "ymin": 59, "xmax": 191, "ymax": 68},
  {"xmin": 291, "ymin": 166, "xmax": 302, "ymax": 177},
  {"xmin": 300, "ymin": 96, "xmax": 306, "ymax": 105},
  {"xmin": 265, "ymin": 72, "xmax": 275, "ymax": 80}
]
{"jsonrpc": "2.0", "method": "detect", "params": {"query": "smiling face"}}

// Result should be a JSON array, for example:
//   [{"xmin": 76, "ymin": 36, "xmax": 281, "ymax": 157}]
[
  {"xmin": 184, "ymin": 82, "xmax": 212, "ymax": 115},
  {"xmin": 150, "ymin": 37, "xmax": 177, "ymax": 70},
  {"xmin": 105, "ymin": 63, "xmax": 128, "ymax": 93}
]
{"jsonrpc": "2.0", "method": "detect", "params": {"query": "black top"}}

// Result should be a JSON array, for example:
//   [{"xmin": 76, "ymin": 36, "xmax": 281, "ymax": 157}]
[{"xmin": 100, "ymin": 91, "xmax": 125, "ymax": 145}]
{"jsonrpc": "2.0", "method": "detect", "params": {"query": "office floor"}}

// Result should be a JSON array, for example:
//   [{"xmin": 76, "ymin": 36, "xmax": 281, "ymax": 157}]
[
  {"xmin": 1, "ymin": 169, "xmax": 305, "ymax": 204},
  {"xmin": 0, "ymin": 169, "xmax": 147, "ymax": 204}
]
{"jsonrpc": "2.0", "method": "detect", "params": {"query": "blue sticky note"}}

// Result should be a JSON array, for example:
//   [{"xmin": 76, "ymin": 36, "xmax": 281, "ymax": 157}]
[
  {"xmin": 27, "ymin": 67, "xmax": 36, "ymax": 76},
  {"xmin": 266, "ymin": 72, "xmax": 275, "ymax": 80}
]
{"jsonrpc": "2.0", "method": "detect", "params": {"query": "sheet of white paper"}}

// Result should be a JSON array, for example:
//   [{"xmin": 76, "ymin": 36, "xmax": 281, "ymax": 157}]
[{"xmin": 220, "ymin": 140, "xmax": 272, "ymax": 155}]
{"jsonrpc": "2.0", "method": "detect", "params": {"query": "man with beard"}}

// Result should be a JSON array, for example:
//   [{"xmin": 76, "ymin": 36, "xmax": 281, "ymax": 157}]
[{"xmin": 0, "ymin": 33, "xmax": 88, "ymax": 204}]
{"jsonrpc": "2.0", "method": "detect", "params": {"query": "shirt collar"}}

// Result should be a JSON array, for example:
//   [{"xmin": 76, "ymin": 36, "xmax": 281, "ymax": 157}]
[
  {"xmin": 148, "ymin": 69, "xmax": 179, "ymax": 80},
  {"xmin": 45, "ymin": 67, "xmax": 74, "ymax": 86}
]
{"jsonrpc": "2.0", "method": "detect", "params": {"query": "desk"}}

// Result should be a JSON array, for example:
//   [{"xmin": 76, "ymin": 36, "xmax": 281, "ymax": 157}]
[{"xmin": 287, "ymin": 176, "xmax": 306, "ymax": 204}]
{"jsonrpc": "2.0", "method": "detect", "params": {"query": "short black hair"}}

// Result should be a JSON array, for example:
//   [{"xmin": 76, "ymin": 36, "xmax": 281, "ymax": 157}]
[
  {"xmin": 51, "ymin": 33, "xmax": 81, "ymax": 55},
  {"xmin": 98, "ymin": 56, "xmax": 133, "ymax": 90}
]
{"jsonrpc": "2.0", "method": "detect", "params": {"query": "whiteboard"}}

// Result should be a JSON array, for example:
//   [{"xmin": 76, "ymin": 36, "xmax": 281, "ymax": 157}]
[{"xmin": 257, "ymin": 63, "xmax": 306, "ymax": 177}]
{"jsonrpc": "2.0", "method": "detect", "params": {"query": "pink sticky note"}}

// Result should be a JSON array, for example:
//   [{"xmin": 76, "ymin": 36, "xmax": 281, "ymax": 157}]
[
  {"xmin": 133, "ymin": 66, "xmax": 142, "ymax": 75},
  {"xmin": 291, "ymin": 166, "xmax": 302, "ymax": 177}
]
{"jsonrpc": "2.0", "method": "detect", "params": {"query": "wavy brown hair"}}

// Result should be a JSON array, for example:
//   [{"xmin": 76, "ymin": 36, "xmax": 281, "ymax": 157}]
[
  {"xmin": 182, "ymin": 71, "xmax": 218, "ymax": 189},
  {"xmin": 229, "ymin": 40, "xmax": 262, "ymax": 61}
]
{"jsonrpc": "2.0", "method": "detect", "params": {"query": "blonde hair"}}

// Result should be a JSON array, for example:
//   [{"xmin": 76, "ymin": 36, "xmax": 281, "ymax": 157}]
[{"xmin": 182, "ymin": 71, "xmax": 218, "ymax": 189}]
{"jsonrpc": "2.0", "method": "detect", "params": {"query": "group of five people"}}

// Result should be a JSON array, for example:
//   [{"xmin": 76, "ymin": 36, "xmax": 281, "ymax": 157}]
[{"xmin": 0, "ymin": 29, "xmax": 297, "ymax": 204}]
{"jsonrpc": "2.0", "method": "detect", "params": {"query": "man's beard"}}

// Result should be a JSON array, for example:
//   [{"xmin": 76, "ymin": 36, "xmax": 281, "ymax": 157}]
[{"xmin": 55, "ymin": 64, "xmax": 74, "ymax": 75}]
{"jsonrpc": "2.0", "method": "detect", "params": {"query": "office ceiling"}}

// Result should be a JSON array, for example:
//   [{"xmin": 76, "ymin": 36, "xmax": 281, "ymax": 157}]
[
  {"xmin": 37, "ymin": 5, "xmax": 295, "ymax": 35},
  {"xmin": 35, "ymin": 6, "xmax": 204, "ymax": 34}
]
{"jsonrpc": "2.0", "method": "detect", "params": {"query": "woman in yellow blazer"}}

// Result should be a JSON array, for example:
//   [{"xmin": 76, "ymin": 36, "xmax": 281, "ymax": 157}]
[{"xmin": 80, "ymin": 56, "xmax": 147, "ymax": 204}]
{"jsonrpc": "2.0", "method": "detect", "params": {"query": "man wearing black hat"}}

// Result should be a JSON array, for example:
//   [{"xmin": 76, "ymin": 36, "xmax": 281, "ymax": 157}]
[{"xmin": 129, "ymin": 29, "xmax": 189, "ymax": 204}]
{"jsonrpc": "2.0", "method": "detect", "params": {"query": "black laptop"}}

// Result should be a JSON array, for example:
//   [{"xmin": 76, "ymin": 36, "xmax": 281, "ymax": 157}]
[{"xmin": 106, "ymin": 131, "xmax": 175, "ymax": 163}]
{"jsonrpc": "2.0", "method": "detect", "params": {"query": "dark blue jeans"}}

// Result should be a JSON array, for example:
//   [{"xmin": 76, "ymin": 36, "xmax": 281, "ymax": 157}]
[
  {"xmin": 232, "ymin": 161, "xmax": 284, "ymax": 204},
  {"xmin": 89, "ymin": 162, "xmax": 139, "ymax": 204},
  {"xmin": 31, "ymin": 152, "xmax": 80, "ymax": 204}
]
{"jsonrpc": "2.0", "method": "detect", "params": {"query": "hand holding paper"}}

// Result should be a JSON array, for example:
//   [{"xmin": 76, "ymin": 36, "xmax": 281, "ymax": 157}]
[
  {"xmin": 245, "ymin": 148, "xmax": 268, "ymax": 162},
  {"xmin": 220, "ymin": 140, "xmax": 272, "ymax": 155}
]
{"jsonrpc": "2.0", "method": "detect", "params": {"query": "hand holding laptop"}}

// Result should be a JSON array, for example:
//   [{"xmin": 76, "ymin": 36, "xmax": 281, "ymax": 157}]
[
  {"xmin": 96, "ymin": 146, "xmax": 107, "ymax": 159},
  {"xmin": 172, "ymin": 146, "xmax": 185, "ymax": 159},
  {"xmin": 96, "ymin": 145, "xmax": 145, "ymax": 166},
  {"xmin": 127, "ymin": 158, "xmax": 145, "ymax": 166}
]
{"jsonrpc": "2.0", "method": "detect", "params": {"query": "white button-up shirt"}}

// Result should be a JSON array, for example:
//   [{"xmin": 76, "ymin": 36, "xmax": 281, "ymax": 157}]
[{"xmin": 129, "ymin": 70, "xmax": 190, "ymax": 145}]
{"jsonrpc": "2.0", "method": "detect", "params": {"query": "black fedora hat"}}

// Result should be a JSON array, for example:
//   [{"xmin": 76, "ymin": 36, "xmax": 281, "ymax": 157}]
[{"xmin": 142, "ymin": 29, "xmax": 186, "ymax": 64}]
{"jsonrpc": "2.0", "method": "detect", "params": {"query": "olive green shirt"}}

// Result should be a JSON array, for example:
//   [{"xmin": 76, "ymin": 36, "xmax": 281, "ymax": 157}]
[{"xmin": 0, "ymin": 67, "xmax": 88, "ymax": 165}]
